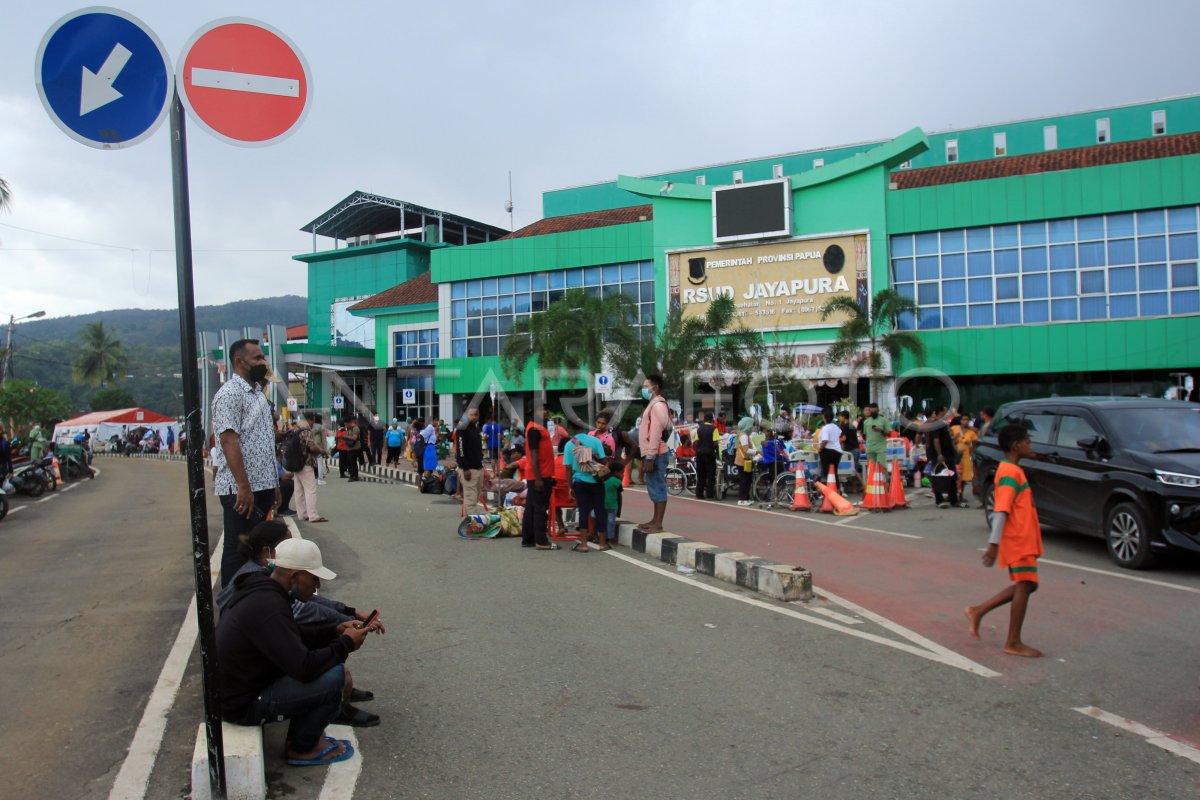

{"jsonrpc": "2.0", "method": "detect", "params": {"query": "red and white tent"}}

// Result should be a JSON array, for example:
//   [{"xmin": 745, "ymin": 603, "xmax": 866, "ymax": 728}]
[{"xmin": 54, "ymin": 408, "xmax": 177, "ymax": 445}]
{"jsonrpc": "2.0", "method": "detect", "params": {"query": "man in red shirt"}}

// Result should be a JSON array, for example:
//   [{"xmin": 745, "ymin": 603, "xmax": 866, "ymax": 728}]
[{"xmin": 521, "ymin": 404, "xmax": 558, "ymax": 550}]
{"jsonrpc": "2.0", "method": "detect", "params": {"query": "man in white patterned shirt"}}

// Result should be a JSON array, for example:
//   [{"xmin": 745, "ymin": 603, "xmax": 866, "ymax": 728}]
[{"xmin": 213, "ymin": 339, "xmax": 281, "ymax": 587}]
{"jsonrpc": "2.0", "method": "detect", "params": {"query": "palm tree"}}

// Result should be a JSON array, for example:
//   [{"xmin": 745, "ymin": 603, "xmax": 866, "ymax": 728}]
[
  {"xmin": 820, "ymin": 288, "xmax": 925, "ymax": 402},
  {"xmin": 697, "ymin": 295, "xmax": 767, "ymax": 413},
  {"xmin": 71, "ymin": 321, "xmax": 128, "ymax": 388},
  {"xmin": 501, "ymin": 288, "xmax": 638, "ymax": 422},
  {"xmin": 607, "ymin": 304, "xmax": 707, "ymax": 404}
]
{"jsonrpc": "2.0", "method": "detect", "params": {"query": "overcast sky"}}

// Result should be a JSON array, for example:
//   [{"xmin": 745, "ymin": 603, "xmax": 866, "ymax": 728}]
[{"xmin": 3, "ymin": 0, "xmax": 1199, "ymax": 321}]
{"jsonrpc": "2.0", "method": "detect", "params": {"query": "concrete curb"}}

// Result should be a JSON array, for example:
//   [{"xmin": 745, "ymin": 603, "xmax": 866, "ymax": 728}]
[{"xmin": 95, "ymin": 452, "xmax": 186, "ymax": 461}]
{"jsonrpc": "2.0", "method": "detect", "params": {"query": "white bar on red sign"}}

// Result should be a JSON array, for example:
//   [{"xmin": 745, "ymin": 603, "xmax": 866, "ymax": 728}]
[{"xmin": 190, "ymin": 67, "xmax": 299, "ymax": 97}]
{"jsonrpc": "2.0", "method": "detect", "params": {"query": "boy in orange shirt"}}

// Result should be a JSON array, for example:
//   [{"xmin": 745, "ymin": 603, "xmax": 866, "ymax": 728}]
[{"xmin": 965, "ymin": 424, "xmax": 1043, "ymax": 657}]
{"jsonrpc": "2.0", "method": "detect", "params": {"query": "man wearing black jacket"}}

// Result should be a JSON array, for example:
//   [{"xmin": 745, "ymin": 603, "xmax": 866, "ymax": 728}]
[
  {"xmin": 694, "ymin": 412, "xmax": 718, "ymax": 499},
  {"xmin": 218, "ymin": 538, "xmax": 371, "ymax": 766},
  {"xmin": 456, "ymin": 405, "xmax": 485, "ymax": 514}
]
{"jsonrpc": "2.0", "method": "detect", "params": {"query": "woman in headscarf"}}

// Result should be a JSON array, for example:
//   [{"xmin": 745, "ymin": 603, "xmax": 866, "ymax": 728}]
[{"xmin": 733, "ymin": 416, "xmax": 759, "ymax": 507}]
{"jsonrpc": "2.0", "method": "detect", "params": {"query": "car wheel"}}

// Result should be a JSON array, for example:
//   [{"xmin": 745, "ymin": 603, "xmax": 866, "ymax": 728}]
[{"xmin": 1105, "ymin": 501, "xmax": 1157, "ymax": 570}]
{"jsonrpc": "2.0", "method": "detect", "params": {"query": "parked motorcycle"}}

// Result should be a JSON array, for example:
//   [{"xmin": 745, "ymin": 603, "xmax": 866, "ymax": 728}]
[
  {"xmin": 29, "ymin": 455, "xmax": 57, "ymax": 492},
  {"xmin": 3, "ymin": 467, "xmax": 44, "ymax": 498},
  {"xmin": 0, "ymin": 484, "xmax": 8, "ymax": 521}
]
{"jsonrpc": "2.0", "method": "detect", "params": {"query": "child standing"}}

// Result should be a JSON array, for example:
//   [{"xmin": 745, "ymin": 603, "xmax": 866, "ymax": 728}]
[
  {"xmin": 965, "ymin": 425, "xmax": 1043, "ymax": 657},
  {"xmin": 600, "ymin": 457, "xmax": 623, "ymax": 551}
]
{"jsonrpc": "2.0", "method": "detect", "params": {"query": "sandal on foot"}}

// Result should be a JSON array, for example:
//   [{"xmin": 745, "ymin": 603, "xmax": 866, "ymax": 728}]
[
  {"xmin": 287, "ymin": 738, "xmax": 354, "ymax": 766},
  {"xmin": 596, "ymin": 544, "xmax": 612, "ymax": 551},
  {"xmin": 309, "ymin": 516, "xmax": 329, "ymax": 523},
  {"xmin": 572, "ymin": 544, "xmax": 589, "ymax": 552},
  {"xmin": 336, "ymin": 703, "xmax": 380, "ymax": 727},
  {"xmin": 348, "ymin": 688, "xmax": 374, "ymax": 702},
  {"xmin": 534, "ymin": 543, "xmax": 560, "ymax": 550}
]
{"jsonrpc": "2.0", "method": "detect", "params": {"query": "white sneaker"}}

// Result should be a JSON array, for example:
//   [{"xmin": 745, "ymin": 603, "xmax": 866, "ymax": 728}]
[
  {"xmin": 737, "ymin": 500, "xmax": 752, "ymax": 506},
  {"xmin": 317, "ymin": 479, "xmax": 327, "ymax": 485}
]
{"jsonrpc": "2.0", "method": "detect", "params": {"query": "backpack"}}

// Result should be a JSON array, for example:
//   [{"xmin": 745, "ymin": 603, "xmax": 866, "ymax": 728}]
[
  {"xmin": 443, "ymin": 470, "xmax": 459, "ymax": 495},
  {"xmin": 280, "ymin": 429, "xmax": 307, "ymax": 472},
  {"xmin": 569, "ymin": 437, "xmax": 609, "ymax": 479},
  {"xmin": 420, "ymin": 473, "xmax": 444, "ymax": 494}
]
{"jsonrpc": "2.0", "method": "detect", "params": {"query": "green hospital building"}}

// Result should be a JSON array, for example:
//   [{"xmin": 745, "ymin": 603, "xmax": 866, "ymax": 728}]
[{"xmin": 291, "ymin": 93, "xmax": 1200, "ymax": 422}]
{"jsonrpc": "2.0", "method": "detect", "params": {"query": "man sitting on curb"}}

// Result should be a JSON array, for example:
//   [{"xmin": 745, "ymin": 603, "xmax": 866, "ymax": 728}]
[{"xmin": 217, "ymin": 537, "xmax": 371, "ymax": 766}]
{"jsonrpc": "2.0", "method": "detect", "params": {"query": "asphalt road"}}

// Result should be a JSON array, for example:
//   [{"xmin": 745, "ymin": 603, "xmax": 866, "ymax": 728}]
[{"xmin": 8, "ymin": 458, "xmax": 1200, "ymax": 799}]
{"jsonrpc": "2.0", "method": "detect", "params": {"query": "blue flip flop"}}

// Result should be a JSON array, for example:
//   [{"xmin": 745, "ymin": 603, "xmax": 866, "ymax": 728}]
[{"xmin": 287, "ymin": 738, "xmax": 354, "ymax": 767}]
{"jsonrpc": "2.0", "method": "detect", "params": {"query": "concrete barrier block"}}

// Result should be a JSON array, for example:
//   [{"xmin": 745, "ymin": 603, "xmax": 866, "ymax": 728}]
[
  {"xmin": 645, "ymin": 533, "xmax": 684, "ymax": 561},
  {"xmin": 735, "ymin": 557, "xmax": 770, "ymax": 591},
  {"xmin": 712, "ymin": 551, "xmax": 750, "ymax": 583},
  {"xmin": 674, "ymin": 541, "xmax": 717, "ymax": 569},
  {"xmin": 617, "ymin": 521, "xmax": 636, "ymax": 548},
  {"xmin": 755, "ymin": 563, "xmax": 813, "ymax": 602},
  {"xmin": 191, "ymin": 722, "xmax": 266, "ymax": 800}
]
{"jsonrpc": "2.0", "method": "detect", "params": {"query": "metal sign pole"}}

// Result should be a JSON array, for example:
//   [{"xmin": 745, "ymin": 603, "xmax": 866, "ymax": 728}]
[{"xmin": 170, "ymin": 88, "xmax": 226, "ymax": 799}]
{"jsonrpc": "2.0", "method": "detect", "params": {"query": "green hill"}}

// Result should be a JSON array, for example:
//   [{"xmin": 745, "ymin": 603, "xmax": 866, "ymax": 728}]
[{"xmin": 7, "ymin": 295, "xmax": 307, "ymax": 417}]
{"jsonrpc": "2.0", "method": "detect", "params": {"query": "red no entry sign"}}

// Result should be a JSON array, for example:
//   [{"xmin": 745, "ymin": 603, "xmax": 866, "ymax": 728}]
[{"xmin": 178, "ymin": 18, "xmax": 311, "ymax": 147}]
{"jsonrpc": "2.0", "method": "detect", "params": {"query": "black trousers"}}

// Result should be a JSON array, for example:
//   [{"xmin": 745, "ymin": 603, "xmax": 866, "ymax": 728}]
[
  {"xmin": 278, "ymin": 478, "xmax": 294, "ymax": 512},
  {"xmin": 737, "ymin": 464, "xmax": 754, "ymax": 501},
  {"xmin": 386, "ymin": 445, "xmax": 401, "ymax": 464},
  {"xmin": 818, "ymin": 449, "xmax": 842, "ymax": 494},
  {"xmin": 339, "ymin": 450, "xmax": 359, "ymax": 479},
  {"xmin": 695, "ymin": 452, "xmax": 717, "ymax": 498},
  {"xmin": 218, "ymin": 488, "xmax": 277, "ymax": 587},
  {"xmin": 521, "ymin": 477, "xmax": 555, "ymax": 546}
]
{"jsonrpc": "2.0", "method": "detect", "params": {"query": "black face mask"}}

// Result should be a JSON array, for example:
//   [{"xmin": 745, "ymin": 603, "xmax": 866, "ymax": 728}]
[{"xmin": 248, "ymin": 364, "xmax": 268, "ymax": 383}]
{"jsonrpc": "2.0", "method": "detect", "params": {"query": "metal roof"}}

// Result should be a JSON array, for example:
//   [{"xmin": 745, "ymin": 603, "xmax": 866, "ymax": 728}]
[{"xmin": 299, "ymin": 190, "xmax": 508, "ymax": 243}]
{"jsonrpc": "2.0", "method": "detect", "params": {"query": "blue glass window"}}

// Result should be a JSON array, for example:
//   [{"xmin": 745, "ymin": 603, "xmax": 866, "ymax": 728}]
[
  {"xmin": 969, "ymin": 304, "xmax": 994, "ymax": 326},
  {"xmin": 602, "ymin": 264, "xmax": 620, "ymax": 284},
  {"xmin": 497, "ymin": 276, "xmax": 514, "ymax": 294},
  {"xmin": 1139, "ymin": 264, "xmax": 1168, "ymax": 291},
  {"xmin": 918, "ymin": 283, "xmax": 940, "ymax": 304},
  {"xmin": 891, "ymin": 235, "xmax": 914, "ymax": 257},
  {"xmin": 566, "ymin": 269, "xmax": 583, "ymax": 288},
  {"xmin": 532, "ymin": 272, "xmax": 548, "ymax": 291},
  {"xmin": 1049, "ymin": 244, "xmax": 1075, "ymax": 270},
  {"xmin": 1138, "ymin": 236, "xmax": 1167, "ymax": 263},
  {"xmin": 466, "ymin": 298, "xmax": 482, "ymax": 316},
  {"xmin": 897, "ymin": 310, "xmax": 916, "ymax": 330},
  {"xmin": 916, "ymin": 256, "xmax": 939, "ymax": 280},
  {"xmin": 1107, "ymin": 239, "xmax": 1136, "ymax": 265},
  {"xmin": 892, "ymin": 258, "xmax": 914, "ymax": 282},
  {"xmin": 482, "ymin": 278, "xmax": 498, "ymax": 296},
  {"xmin": 1172, "ymin": 262, "xmax": 1199, "ymax": 288},
  {"xmin": 621, "ymin": 263, "xmax": 639, "ymax": 282},
  {"xmin": 942, "ymin": 306, "xmax": 967, "ymax": 328},
  {"xmin": 996, "ymin": 303, "xmax": 1021, "ymax": 324},
  {"xmin": 1051, "ymin": 272, "xmax": 1076, "ymax": 297},
  {"xmin": 940, "ymin": 229, "xmax": 965, "ymax": 253},
  {"xmin": 1051, "ymin": 299, "xmax": 1078, "ymax": 321},
  {"xmin": 515, "ymin": 273, "xmax": 530, "ymax": 293},
  {"xmin": 640, "ymin": 282, "xmax": 655, "ymax": 303},
  {"xmin": 1109, "ymin": 267, "xmax": 1137, "ymax": 293},
  {"xmin": 1170, "ymin": 232, "xmax": 1198, "ymax": 261},
  {"xmin": 481, "ymin": 297, "xmax": 497, "ymax": 315},
  {"xmin": 896, "ymin": 283, "xmax": 915, "ymax": 300},
  {"xmin": 1140, "ymin": 293, "xmax": 1168, "ymax": 317},
  {"xmin": 482, "ymin": 317, "xmax": 498, "ymax": 336},
  {"xmin": 1078, "ymin": 241, "xmax": 1106, "ymax": 268},
  {"xmin": 994, "ymin": 249, "xmax": 1019, "ymax": 274},
  {"xmin": 467, "ymin": 318, "xmax": 481, "ymax": 336},
  {"xmin": 943, "ymin": 280, "xmax": 966, "ymax": 304},
  {"xmin": 584, "ymin": 266, "xmax": 601, "ymax": 285},
  {"xmin": 1023, "ymin": 274, "xmax": 1048, "ymax": 299},
  {"xmin": 497, "ymin": 295, "xmax": 514, "ymax": 315},
  {"xmin": 466, "ymin": 279, "xmax": 482, "ymax": 296},
  {"xmin": 1110, "ymin": 295, "xmax": 1138, "ymax": 318},
  {"xmin": 449, "ymin": 339, "xmax": 464, "ymax": 357},
  {"xmin": 1077, "ymin": 216, "xmax": 1105, "ymax": 241},
  {"xmin": 1023, "ymin": 301, "xmax": 1049, "ymax": 322},
  {"xmin": 967, "ymin": 227, "xmax": 991, "ymax": 250},
  {"xmin": 1138, "ymin": 209, "xmax": 1166, "ymax": 235},
  {"xmin": 968, "ymin": 251, "xmax": 992, "ymax": 276},
  {"xmin": 918, "ymin": 308, "xmax": 941, "ymax": 329},
  {"xmin": 969, "ymin": 277, "xmax": 993, "ymax": 302},
  {"xmin": 1080, "ymin": 270, "xmax": 1106, "ymax": 294},
  {"xmin": 452, "ymin": 299, "xmax": 466, "ymax": 318},
  {"xmin": 942, "ymin": 253, "xmax": 966, "ymax": 278},
  {"xmin": 514, "ymin": 294, "xmax": 531, "ymax": 313},
  {"xmin": 1022, "ymin": 247, "xmax": 1048, "ymax": 272},
  {"xmin": 1168, "ymin": 206, "xmax": 1197, "ymax": 232},
  {"xmin": 915, "ymin": 232, "xmax": 939, "ymax": 255},
  {"xmin": 640, "ymin": 305, "xmax": 654, "ymax": 324},
  {"xmin": 548, "ymin": 271, "xmax": 565, "ymax": 290},
  {"xmin": 1107, "ymin": 213, "xmax": 1135, "ymax": 238},
  {"xmin": 452, "ymin": 282, "xmax": 466, "ymax": 299},
  {"xmin": 1080, "ymin": 297, "xmax": 1107, "ymax": 320},
  {"xmin": 997, "ymin": 277, "xmax": 1020, "ymax": 300},
  {"xmin": 1172, "ymin": 290, "xmax": 1200, "ymax": 314},
  {"xmin": 994, "ymin": 224, "xmax": 1019, "ymax": 248},
  {"xmin": 1048, "ymin": 219, "xmax": 1076, "ymax": 243},
  {"xmin": 640, "ymin": 261, "xmax": 654, "ymax": 280},
  {"xmin": 451, "ymin": 319, "xmax": 466, "ymax": 338},
  {"xmin": 1020, "ymin": 222, "xmax": 1047, "ymax": 245}
]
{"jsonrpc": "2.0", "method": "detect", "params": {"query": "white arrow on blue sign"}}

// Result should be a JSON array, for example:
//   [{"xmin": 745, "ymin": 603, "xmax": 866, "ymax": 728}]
[
  {"xmin": 401, "ymin": 389, "xmax": 416, "ymax": 404},
  {"xmin": 35, "ymin": 7, "xmax": 174, "ymax": 149},
  {"xmin": 332, "ymin": 395, "xmax": 345, "ymax": 409},
  {"xmin": 594, "ymin": 373, "xmax": 611, "ymax": 393}
]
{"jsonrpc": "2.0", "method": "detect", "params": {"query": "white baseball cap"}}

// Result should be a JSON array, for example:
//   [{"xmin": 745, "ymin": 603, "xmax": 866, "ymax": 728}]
[{"xmin": 273, "ymin": 538, "xmax": 336, "ymax": 580}]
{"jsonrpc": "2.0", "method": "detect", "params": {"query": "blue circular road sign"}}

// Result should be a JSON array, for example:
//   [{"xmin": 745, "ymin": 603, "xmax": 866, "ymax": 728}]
[{"xmin": 35, "ymin": 7, "xmax": 173, "ymax": 149}]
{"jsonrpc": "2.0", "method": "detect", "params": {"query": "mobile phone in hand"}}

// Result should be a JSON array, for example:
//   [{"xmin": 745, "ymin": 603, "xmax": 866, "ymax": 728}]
[{"xmin": 361, "ymin": 609, "xmax": 379, "ymax": 628}]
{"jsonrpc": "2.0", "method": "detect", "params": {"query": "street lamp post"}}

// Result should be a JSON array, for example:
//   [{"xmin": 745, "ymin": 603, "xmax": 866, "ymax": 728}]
[{"xmin": 2, "ymin": 310, "xmax": 47, "ymax": 385}]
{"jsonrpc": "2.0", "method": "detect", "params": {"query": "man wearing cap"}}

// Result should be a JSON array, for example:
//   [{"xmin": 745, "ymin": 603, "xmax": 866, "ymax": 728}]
[{"xmin": 217, "ymin": 538, "xmax": 371, "ymax": 767}]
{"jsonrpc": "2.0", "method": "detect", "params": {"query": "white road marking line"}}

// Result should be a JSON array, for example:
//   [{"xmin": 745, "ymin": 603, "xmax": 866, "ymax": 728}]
[
  {"xmin": 789, "ymin": 604, "xmax": 864, "ymax": 625},
  {"xmin": 107, "ymin": 536, "xmax": 223, "ymax": 800},
  {"xmin": 61, "ymin": 484, "xmax": 78, "ymax": 492},
  {"xmin": 7, "ymin": 505, "xmax": 25, "ymax": 515},
  {"xmin": 317, "ymin": 725, "xmax": 363, "ymax": 800},
  {"xmin": 1074, "ymin": 706, "xmax": 1200, "ymax": 765},
  {"xmin": 35, "ymin": 494, "xmax": 56, "ymax": 503},
  {"xmin": 1039, "ymin": 557, "xmax": 1200, "ymax": 595},
  {"xmin": 191, "ymin": 68, "xmax": 300, "ymax": 97},
  {"xmin": 601, "ymin": 548, "xmax": 999, "ymax": 677}
]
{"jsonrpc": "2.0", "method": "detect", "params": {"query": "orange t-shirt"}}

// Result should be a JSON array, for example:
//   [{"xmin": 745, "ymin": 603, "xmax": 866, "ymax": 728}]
[{"xmin": 993, "ymin": 461, "xmax": 1042, "ymax": 567}]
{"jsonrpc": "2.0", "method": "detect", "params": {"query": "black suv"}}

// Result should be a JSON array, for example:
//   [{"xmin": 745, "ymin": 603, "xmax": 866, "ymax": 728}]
[{"xmin": 972, "ymin": 397, "xmax": 1200, "ymax": 570}]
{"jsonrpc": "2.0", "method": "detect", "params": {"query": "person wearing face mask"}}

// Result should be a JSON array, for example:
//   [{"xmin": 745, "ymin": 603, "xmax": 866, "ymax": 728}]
[
  {"xmin": 217, "ymin": 536, "xmax": 373, "ymax": 765},
  {"xmin": 637, "ymin": 373, "xmax": 672, "ymax": 533},
  {"xmin": 211, "ymin": 339, "xmax": 281, "ymax": 586},
  {"xmin": 862, "ymin": 402, "xmax": 891, "ymax": 477}
]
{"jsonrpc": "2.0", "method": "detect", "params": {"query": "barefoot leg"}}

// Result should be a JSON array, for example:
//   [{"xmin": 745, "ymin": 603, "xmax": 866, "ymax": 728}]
[
  {"xmin": 964, "ymin": 607, "xmax": 982, "ymax": 639},
  {"xmin": 1003, "ymin": 581, "xmax": 1041, "ymax": 656},
  {"xmin": 966, "ymin": 585, "xmax": 1016, "ymax": 639}
]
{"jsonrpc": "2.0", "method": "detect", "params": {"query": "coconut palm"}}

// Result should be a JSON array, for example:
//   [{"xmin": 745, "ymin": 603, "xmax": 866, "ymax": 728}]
[
  {"xmin": 607, "ymin": 303, "xmax": 707, "ymax": 403},
  {"xmin": 501, "ymin": 288, "xmax": 638, "ymax": 422},
  {"xmin": 71, "ymin": 321, "xmax": 128, "ymax": 388},
  {"xmin": 820, "ymin": 289, "xmax": 925, "ymax": 402},
  {"xmin": 696, "ymin": 294, "xmax": 767, "ymax": 411}
]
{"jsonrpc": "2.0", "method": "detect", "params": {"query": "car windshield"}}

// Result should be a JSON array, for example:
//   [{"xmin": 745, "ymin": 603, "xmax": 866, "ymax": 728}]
[{"xmin": 1118, "ymin": 406, "xmax": 1200, "ymax": 453}]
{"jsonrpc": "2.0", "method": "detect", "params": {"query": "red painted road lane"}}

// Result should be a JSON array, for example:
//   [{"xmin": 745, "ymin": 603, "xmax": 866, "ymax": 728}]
[{"xmin": 620, "ymin": 488, "xmax": 1200, "ymax": 745}]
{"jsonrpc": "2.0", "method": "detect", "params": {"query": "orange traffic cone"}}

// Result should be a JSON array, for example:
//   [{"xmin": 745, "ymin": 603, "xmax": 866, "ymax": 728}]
[
  {"xmin": 814, "ymin": 480, "xmax": 859, "ymax": 516},
  {"xmin": 622, "ymin": 460, "xmax": 632, "ymax": 488},
  {"xmin": 818, "ymin": 466, "xmax": 838, "ymax": 513},
  {"xmin": 498, "ymin": 451, "xmax": 505, "ymax": 472},
  {"xmin": 861, "ymin": 459, "xmax": 893, "ymax": 511},
  {"xmin": 789, "ymin": 470, "xmax": 812, "ymax": 511},
  {"xmin": 51, "ymin": 454, "xmax": 62, "ymax": 483},
  {"xmin": 888, "ymin": 459, "xmax": 909, "ymax": 508}
]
